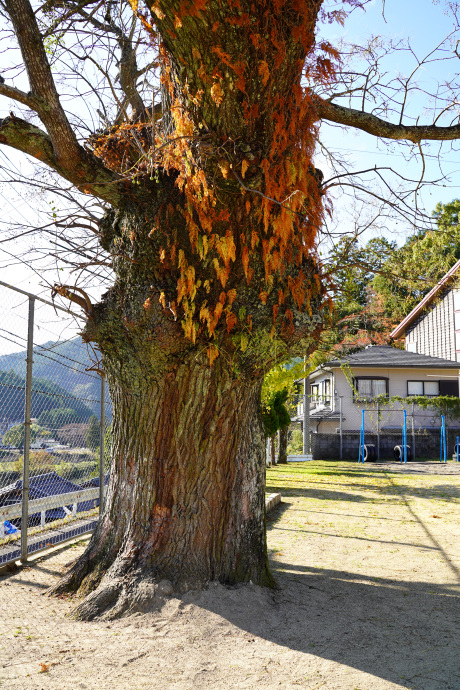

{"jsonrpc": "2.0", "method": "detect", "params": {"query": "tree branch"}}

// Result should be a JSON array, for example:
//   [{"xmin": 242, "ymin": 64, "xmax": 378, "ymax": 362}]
[
  {"xmin": 315, "ymin": 96, "xmax": 460, "ymax": 144},
  {"xmin": 2, "ymin": 0, "xmax": 128, "ymax": 206},
  {"xmin": 0, "ymin": 115, "xmax": 58, "ymax": 168},
  {"xmin": 5, "ymin": 0, "xmax": 84, "ymax": 167},
  {"xmin": 0, "ymin": 114, "xmax": 122, "ymax": 206},
  {"xmin": 0, "ymin": 82, "xmax": 39, "ymax": 110},
  {"xmin": 52, "ymin": 284, "xmax": 93, "ymax": 315}
]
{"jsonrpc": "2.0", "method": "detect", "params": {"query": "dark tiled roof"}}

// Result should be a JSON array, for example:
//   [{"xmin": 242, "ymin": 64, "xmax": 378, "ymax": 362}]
[{"xmin": 325, "ymin": 346, "xmax": 460, "ymax": 369}]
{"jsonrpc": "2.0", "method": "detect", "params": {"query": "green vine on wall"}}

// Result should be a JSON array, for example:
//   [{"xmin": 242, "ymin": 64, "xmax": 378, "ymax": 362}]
[
  {"xmin": 337, "ymin": 363, "xmax": 460, "ymax": 420},
  {"xmin": 354, "ymin": 394, "xmax": 460, "ymax": 421}
]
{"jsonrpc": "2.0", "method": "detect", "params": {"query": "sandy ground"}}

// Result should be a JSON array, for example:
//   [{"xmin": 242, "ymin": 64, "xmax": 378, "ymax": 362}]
[{"xmin": 1, "ymin": 460, "xmax": 460, "ymax": 690}]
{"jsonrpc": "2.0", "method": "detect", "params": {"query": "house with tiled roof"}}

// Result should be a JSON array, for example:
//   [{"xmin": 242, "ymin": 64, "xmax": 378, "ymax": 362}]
[
  {"xmin": 294, "ymin": 262, "xmax": 460, "ymax": 459},
  {"xmin": 301, "ymin": 345, "xmax": 460, "ymax": 435}
]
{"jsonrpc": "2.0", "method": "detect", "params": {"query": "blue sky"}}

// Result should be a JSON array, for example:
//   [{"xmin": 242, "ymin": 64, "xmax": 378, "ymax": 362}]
[{"xmin": 315, "ymin": 0, "xmax": 460, "ymax": 249}]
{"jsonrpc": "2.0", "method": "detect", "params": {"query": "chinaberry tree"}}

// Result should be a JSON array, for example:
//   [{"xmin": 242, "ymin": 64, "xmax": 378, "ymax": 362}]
[{"xmin": 2, "ymin": 0, "xmax": 460, "ymax": 619}]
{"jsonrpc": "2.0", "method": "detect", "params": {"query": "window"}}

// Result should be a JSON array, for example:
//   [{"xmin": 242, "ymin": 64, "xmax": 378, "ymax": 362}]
[
  {"xmin": 407, "ymin": 380, "xmax": 423, "ymax": 395},
  {"xmin": 425, "ymin": 381, "xmax": 440, "ymax": 396},
  {"xmin": 407, "ymin": 380, "xmax": 439, "ymax": 397},
  {"xmin": 311, "ymin": 384, "xmax": 319, "ymax": 402},
  {"xmin": 354, "ymin": 378, "xmax": 388, "ymax": 399}
]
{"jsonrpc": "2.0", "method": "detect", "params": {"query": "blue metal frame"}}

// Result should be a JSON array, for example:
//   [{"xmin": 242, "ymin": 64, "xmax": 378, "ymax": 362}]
[
  {"xmin": 440, "ymin": 415, "xmax": 447, "ymax": 463},
  {"xmin": 401, "ymin": 409, "xmax": 407, "ymax": 463},
  {"xmin": 358, "ymin": 409, "xmax": 365, "ymax": 463},
  {"xmin": 457, "ymin": 436, "xmax": 459, "ymax": 462}
]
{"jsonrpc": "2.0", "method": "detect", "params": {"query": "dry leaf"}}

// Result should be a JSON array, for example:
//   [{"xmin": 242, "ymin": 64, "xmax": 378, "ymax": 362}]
[
  {"xmin": 258, "ymin": 60, "xmax": 270, "ymax": 86},
  {"xmin": 210, "ymin": 82, "xmax": 224, "ymax": 106}
]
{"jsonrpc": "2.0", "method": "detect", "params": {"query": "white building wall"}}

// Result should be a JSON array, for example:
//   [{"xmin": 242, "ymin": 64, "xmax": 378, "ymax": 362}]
[
  {"xmin": 405, "ymin": 288, "xmax": 457, "ymax": 360},
  {"xmin": 310, "ymin": 366, "xmax": 460, "ymax": 432}
]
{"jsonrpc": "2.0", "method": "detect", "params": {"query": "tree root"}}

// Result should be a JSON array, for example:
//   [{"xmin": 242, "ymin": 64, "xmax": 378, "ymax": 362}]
[
  {"xmin": 48, "ymin": 542, "xmax": 176, "ymax": 621},
  {"xmin": 68, "ymin": 571, "xmax": 176, "ymax": 621},
  {"xmin": 47, "ymin": 538, "xmax": 115, "ymax": 602}
]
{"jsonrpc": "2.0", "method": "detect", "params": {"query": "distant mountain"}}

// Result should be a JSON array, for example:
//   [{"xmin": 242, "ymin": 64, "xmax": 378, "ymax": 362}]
[
  {"xmin": 0, "ymin": 369, "xmax": 94, "ymax": 425},
  {"xmin": 0, "ymin": 337, "xmax": 111, "ymax": 419}
]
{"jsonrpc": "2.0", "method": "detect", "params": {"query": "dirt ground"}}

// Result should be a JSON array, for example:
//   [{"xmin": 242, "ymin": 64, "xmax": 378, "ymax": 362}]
[{"xmin": 1, "ymin": 460, "xmax": 460, "ymax": 690}]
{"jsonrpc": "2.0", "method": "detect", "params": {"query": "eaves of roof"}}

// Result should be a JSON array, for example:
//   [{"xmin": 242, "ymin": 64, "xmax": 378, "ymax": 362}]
[
  {"xmin": 390, "ymin": 259, "xmax": 460, "ymax": 340},
  {"xmin": 313, "ymin": 346, "xmax": 460, "ymax": 370}
]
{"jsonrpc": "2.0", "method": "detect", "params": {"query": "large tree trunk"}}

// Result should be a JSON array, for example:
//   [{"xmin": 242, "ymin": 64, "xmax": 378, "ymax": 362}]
[
  {"xmin": 47, "ymin": 0, "xmax": 327, "ymax": 618},
  {"xmin": 51, "ymin": 351, "xmax": 274, "ymax": 619}
]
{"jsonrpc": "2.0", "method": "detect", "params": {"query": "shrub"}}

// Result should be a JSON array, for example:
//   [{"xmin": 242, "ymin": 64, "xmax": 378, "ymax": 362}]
[
  {"xmin": 287, "ymin": 429, "xmax": 303, "ymax": 455},
  {"xmin": 64, "ymin": 460, "xmax": 98, "ymax": 481}
]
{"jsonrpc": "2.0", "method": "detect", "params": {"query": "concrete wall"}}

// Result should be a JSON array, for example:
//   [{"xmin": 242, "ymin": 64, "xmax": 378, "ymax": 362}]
[{"xmin": 311, "ymin": 428, "xmax": 460, "ymax": 460}]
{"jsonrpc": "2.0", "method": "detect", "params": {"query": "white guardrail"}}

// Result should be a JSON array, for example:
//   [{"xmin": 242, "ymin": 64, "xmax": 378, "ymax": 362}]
[{"xmin": 0, "ymin": 487, "xmax": 99, "ymax": 538}]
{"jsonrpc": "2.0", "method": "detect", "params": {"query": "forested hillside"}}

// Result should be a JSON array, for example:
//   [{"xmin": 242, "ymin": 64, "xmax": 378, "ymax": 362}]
[
  {"xmin": 0, "ymin": 369, "xmax": 94, "ymax": 423},
  {"xmin": 0, "ymin": 337, "xmax": 109, "ymax": 418}
]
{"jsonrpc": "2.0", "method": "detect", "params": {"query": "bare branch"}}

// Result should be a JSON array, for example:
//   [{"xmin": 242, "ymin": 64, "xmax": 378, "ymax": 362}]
[
  {"xmin": 0, "ymin": 114, "xmax": 122, "ymax": 205},
  {"xmin": 0, "ymin": 115, "xmax": 58, "ymax": 168},
  {"xmin": 5, "ymin": 0, "xmax": 84, "ymax": 165},
  {"xmin": 52, "ymin": 283, "xmax": 93, "ymax": 315},
  {"xmin": 0, "ymin": 82, "xmax": 39, "ymax": 110},
  {"xmin": 314, "ymin": 98, "xmax": 460, "ymax": 144}
]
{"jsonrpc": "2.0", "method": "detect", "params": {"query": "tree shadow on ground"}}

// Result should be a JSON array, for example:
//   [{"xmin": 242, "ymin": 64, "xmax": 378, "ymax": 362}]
[
  {"xmin": 266, "ymin": 478, "xmax": 460, "ymax": 503},
  {"xmin": 266, "ymin": 485, "xmax": 372, "ymax": 502},
  {"xmin": 189, "ymin": 551, "xmax": 460, "ymax": 689},
  {"xmin": 191, "ymin": 486, "xmax": 460, "ymax": 689}
]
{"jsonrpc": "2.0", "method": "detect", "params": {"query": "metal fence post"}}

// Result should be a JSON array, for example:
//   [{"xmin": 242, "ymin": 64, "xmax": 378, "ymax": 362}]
[
  {"xmin": 21, "ymin": 296, "xmax": 35, "ymax": 564},
  {"xmin": 99, "ymin": 372, "xmax": 106, "ymax": 512},
  {"xmin": 339, "ymin": 396, "xmax": 343, "ymax": 460},
  {"xmin": 411, "ymin": 402, "xmax": 416, "ymax": 460},
  {"xmin": 302, "ymin": 365, "xmax": 310, "ymax": 455},
  {"xmin": 377, "ymin": 400, "xmax": 380, "ymax": 461}
]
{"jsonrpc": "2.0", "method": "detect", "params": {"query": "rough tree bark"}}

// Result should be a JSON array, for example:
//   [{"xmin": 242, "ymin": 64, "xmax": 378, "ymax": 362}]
[
  {"xmin": 4, "ymin": 0, "xmax": 460, "ymax": 620},
  {"xmin": 50, "ymin": 196, "xmax": 323, "ymax": 619},
  {"xmin": 56, "ymin": 353, "xmax": 273, "ymax": 620}
]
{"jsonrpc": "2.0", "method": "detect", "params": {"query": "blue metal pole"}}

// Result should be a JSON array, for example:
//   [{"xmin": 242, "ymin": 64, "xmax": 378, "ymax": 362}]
[
  {"xmin": 444, "ymin": 418, "xmax": 447, "ymax": 462},
  {"xmin": 457, "ymin": 436, "xmax": 459, "ymax": 462},
  {"xmin": 401, "ymin": 410, "xmax": 404, "ymax": 463},
  {"xmin": 403, "ymin": 409, "xmax": 407, "ymax": 463},
  {"xmin": 440, "ymin": 415, "xmax": 447, "ymax": 463},
  {"xmin": 440, "ymin": 417, "xmax": 443, "ymax": 463},
  {"xmin": 359, "ymin": 409, "xmax": 365, "ymax": 463}
]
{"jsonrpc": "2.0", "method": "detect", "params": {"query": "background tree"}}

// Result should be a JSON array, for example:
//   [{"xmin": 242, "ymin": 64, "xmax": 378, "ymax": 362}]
[
  {"xmin": 3, "ymin": 423, "xmax": 45, "ymax": 448},
  {"xmin": 261, "ymin": 359, "xmax": 307, "ymax": 464},
  {"xmin": 85, "ymin": 415, "xmax": 100, "ymax": 451},
  {"xmin": 262, "ymin": 388, "xmax": 291, "ymax": 466},
  {"xmin": 37, "ymin": 408, "xmax": 80, "ymax": 431},
  {"xmin": 373, "ymin": 199, "xmax": 460, "ymax": 325},
  {"xmin": 316, "ymin": 201, "xmax": 460, "ymax": 355},
  {"xmin": 2, "ymin": 1, "xmax": 460, "ymax": 619}
]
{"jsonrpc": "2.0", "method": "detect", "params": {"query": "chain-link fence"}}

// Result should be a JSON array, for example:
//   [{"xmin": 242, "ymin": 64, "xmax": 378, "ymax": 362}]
[
  {"xmin": 0, "ymin": 281, "xmax": 111, "ymax": 566},
  {"xmin": 286, "ymin": 392, "xmax": 460, "ymax": 462}
]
